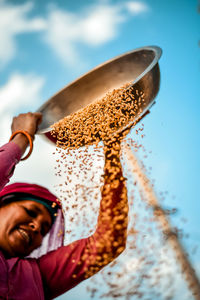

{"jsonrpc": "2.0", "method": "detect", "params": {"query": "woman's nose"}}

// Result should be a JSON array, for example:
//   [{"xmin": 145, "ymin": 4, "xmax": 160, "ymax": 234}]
[{"xmin": 29, "ymin": 220, "xmax": 41, "ymax": 233}]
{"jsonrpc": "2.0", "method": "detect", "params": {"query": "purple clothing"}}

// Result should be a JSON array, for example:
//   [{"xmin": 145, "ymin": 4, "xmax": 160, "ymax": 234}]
[
  {"xmin": 0, "ymin": 142, "xmax": 21, "ymax": 188},
  {"xmin": 0, "ymin": 142, "xmax": 98, "ymax": 299},
  {"xmin": 0, "ymin": 239, "xmax": 92, "ymax": 299}
]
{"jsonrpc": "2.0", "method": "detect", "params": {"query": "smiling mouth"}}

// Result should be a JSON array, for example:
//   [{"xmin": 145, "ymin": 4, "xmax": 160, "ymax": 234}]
[{"xmin": 17, "ymin": 228, "xmax": 31, "ymax": 245}]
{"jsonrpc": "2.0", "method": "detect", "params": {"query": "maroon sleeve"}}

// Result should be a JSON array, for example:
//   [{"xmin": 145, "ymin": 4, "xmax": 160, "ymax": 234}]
[
  {"xmin": 37, "ymin": 236, "xmax": 98, "ymax": 299},
  {"xmin": 0, "ymin": 142, "xmax": 22, "ymax": 190}
]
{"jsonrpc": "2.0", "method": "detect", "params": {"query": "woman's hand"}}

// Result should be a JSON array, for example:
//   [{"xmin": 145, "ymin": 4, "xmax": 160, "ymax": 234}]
[
  {"xmin": 11, "ymin": 112, "xmax": 42, "ymax": 137},
  {"xmin": 10, "ymin": 112, "xmax": 42, "ymax": 156}
]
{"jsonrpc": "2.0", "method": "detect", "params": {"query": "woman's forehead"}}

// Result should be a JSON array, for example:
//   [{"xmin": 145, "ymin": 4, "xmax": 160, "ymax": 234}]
[{"xmin": 20, "ymin": 199, "xmax": 45, "ymax": 210}]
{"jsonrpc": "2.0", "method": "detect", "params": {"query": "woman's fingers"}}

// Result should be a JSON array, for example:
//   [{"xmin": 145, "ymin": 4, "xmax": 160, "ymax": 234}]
[{"xmin": 11, "ymin": 112, "xmax": 43, "ymax": 137}]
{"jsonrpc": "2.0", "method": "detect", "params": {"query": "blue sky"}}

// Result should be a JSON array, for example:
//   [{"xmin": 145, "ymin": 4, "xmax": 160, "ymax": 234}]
[{"xmin": 0, "ymin": 0, "xmax": 199, "ymax": 299}]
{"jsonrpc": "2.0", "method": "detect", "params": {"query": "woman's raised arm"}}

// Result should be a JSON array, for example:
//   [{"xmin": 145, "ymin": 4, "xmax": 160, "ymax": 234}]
[{"xmin": 0, "ymin": 112, "xmax": 42, "ymax": 190}]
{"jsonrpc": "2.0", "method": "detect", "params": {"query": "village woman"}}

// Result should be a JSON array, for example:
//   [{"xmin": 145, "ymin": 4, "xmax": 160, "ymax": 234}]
[{"xmin": 0, "ymin": 112, "xmax": 128, "ymax": 299}]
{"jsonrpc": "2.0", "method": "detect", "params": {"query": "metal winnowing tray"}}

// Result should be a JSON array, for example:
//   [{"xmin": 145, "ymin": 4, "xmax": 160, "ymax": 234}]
[{"xmin": 36, "ymin": 46, "xmax": 162, "ymax": 144}]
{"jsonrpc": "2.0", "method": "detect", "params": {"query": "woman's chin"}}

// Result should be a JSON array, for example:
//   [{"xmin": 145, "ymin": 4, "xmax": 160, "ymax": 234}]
[{"xmin": 7, "ymin": 234, "xmax": 31, "ymax": 258}]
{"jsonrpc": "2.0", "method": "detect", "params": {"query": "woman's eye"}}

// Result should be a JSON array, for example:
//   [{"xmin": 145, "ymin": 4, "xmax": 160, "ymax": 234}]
[{"xmin": 24, "ymin": 207, "xmax": 37, "ymax": 218}]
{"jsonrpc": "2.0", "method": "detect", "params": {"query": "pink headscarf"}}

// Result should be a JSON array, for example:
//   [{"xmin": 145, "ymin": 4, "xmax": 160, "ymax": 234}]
[{"xmin": 0, "ymin": 182, "xmax": 65, "ymax": 258}]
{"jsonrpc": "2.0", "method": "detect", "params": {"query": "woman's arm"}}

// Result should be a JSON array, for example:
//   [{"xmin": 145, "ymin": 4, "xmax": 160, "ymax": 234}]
[{"xmin": 0, "ymin": 112, "xmax": 42, "ymax": 190}]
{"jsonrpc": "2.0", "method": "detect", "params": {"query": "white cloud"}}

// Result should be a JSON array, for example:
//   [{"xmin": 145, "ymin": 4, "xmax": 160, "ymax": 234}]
[
  {"xmin": 125, "ymin": 1, "xmax": 149, "ymax": 15},
  {"xmin": 0, "ymin": 0, "xmax": 46, "ymax": 67},
  {"xmin": 79, "ymin": 4, "xmax": 125, "ymax": 46},
  {"xmin": 0, "ymin": 0, "xmax": 150, "ymax": 68},
  {"xmin": 0, "ymin": 73, "xmax": 45, "ymax": 142},
  {"xmin": 44, "ymin": 3, "xmax": 125, "ymax": 67},
  {"xmin": 0, "ymin": 73, "xmax": 45, "ymax": 114},
  {"xmin": 43, "ymin": 1, "xmax": 149, "ymax": 67}
]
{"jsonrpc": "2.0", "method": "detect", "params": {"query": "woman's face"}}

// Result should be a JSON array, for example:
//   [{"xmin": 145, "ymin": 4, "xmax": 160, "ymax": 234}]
[{"xmin": 0, "ymin": 200, "xmax": 52, "ymax": 258}]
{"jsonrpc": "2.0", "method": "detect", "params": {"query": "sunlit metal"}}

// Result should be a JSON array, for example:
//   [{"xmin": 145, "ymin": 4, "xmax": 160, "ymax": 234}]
[{"xmin": 36, "ymin": 46, "xmax": 162, "ymax": 144}]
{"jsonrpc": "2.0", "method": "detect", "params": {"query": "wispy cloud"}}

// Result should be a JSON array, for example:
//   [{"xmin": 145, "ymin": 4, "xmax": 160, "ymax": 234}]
[
  {"xmin": 125, "ymin": 1, "xmax": 149, "ymax": 15},
  {"xmin": 0, "ymin": 1, "xmax": 149, "ymax": 68},
  {"xmin": 44, "ymin": 1, "xmax": 149, "ymax": 67},
  {"xmin": 0, "ymin": 73, "xmax": 45, "ymax": 142},
  {"xmin": 0, "ymin": 0, "xmax": 46, "ymax": 67},
  {"xmin": 0, "ymin": 73, "xmax": 44, "ymax": 114},
  {"xmin": 43, "ymin": 3, "xmax": 125, "ymax": 67}
]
